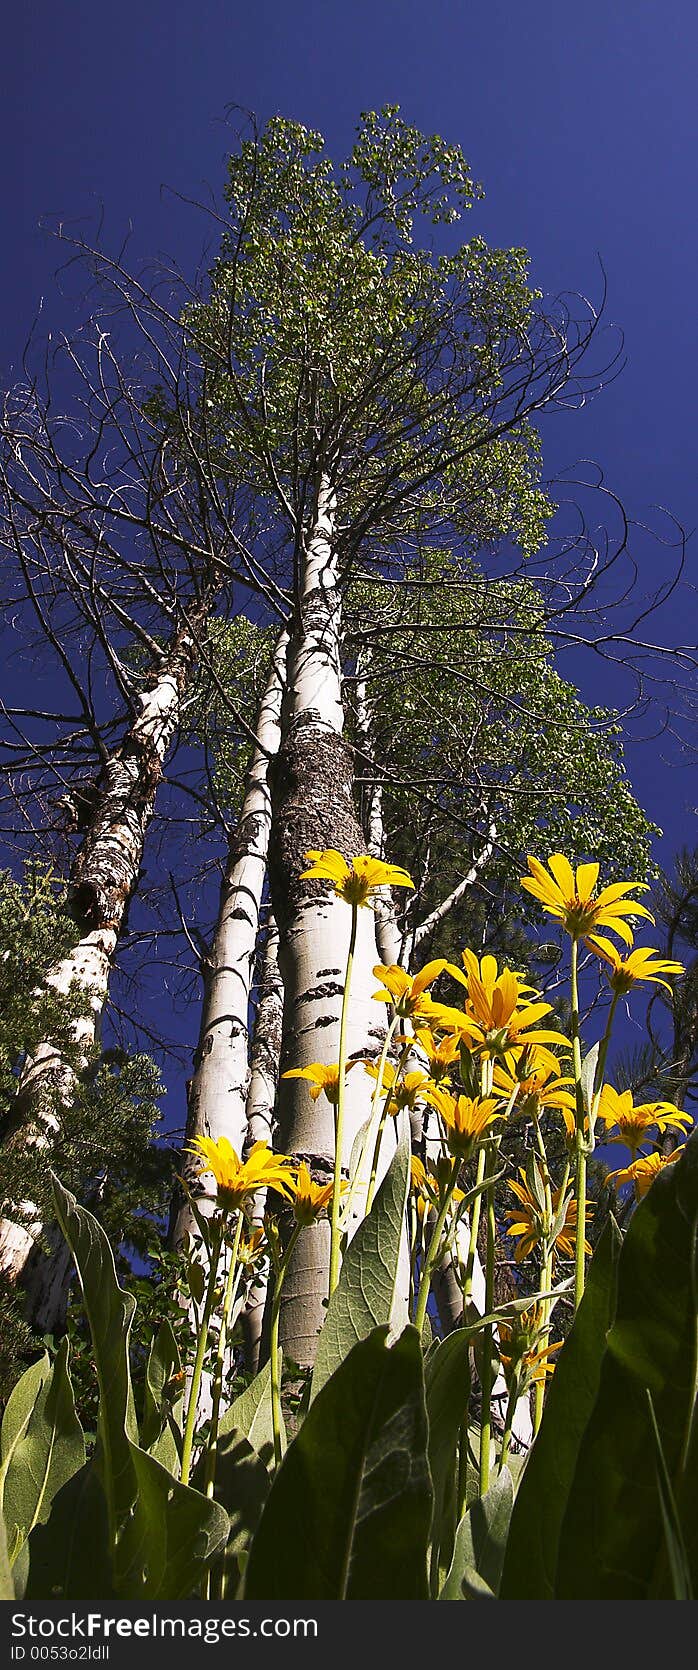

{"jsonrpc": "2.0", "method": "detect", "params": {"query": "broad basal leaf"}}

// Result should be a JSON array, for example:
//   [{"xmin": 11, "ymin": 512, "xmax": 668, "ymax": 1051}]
[
  {"xmin": 142, "ymin": 1319, "xmax": 183, "ymax": 1472},
  {"xmin": 0, "ymin": 1508, "xmax": 14, "ymax": 1601},
  {"xmin": 440, "ymin": 1467, "xmax": 514, "ymax": 1600},
  {"xmin": 0, "ymin": 1338, "xmax": 84, "ymax": 1564},
  {"xmin": 311, "ymin": 1120, "xmax": 411, "ymax": 1398},
  {"xmin": 424, "ymin": 1328, "xmax": 471, "ymax": 1579},
  {"xmin": 51, "ymin": 1176, "xmax": 228, "ymax": 1598},
  {"xmin": 218, "ymin": 1359, "xmax": 276, "ymax": 1462},
  {"xmin": 555, "ymin": 1133, "xmax": 698, "ymax": 1598},
  {"xmin": 25, "ymin": 1462, "xmax": 114, "ymax": 1600},
  {"xmin": 206, "ymin": 1427, "xmax": 273, "ymax": 1558},
  {"xmin": 500, "ymin": 1216, "xmax": 622, "ymax": 1599},
  {"xmin": 245, "ymin": 1325, "xmax": 431, "ymax": 1599}
]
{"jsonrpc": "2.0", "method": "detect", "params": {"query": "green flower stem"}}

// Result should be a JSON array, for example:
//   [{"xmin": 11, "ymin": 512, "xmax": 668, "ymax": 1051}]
[
  {"xmin": 569, "ymin": 936, "xmax": 587, "ymax": 1311},
  {"xmin": 414, "ymin": 1157, "xmax": 461, "ymax": 1338},
  {"xmin": 204, "ymin": 1211, "xmax": 244, "ymax": 1502},
  {"xmin": 270, "ymin": 1224, "xmax": 302, "ymax": 1470},
  {"xmin": 459, "ymin": 1055, "xmax": 498, "ymax": 1308},
  {"xmin": 478, "ymin": 1143, "xmax": 497, "ymax": 1497},
  {"xmin": 533, "ymin": 1249, "xmax": 553, "ymax": 1436},
  {"xmin": 532, "ymin": 1122, "xmax": 554, "ymax": 1435},
  {"xmin": 499, "ymin": 1384, "xmax": 518, "ymax": 1474},
  {"xmin": 590, "ymin": 991, "xmax": 620, "ymax": 1135},
  {"xmin": 461, "ymin": 1147, "xmax": 487, "ymax": 1305},
  {"xmin": 559, "ymin": 1156, "xmax": 571, "ymax": 1200},
  {"xmin": 329, "ymin": 902, "xmax": 358, "ymax": 1296},
  {"xmin": 340, "ymin": 1012, "xmax": 400, "ymax": 1230},
  {"xmin": 365, "ymin": 1038, "xmax": 411, "ymax": 1216},
  {"xmin": 181, "ymin": 1217, "xmax": 225, "ymax": 1488}
]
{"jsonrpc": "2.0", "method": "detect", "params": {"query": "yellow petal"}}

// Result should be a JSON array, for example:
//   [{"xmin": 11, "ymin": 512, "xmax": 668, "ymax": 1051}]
[
  {"xmin": 575, "ymin": 861, "xmax": 600, "ymax": 901},
  {"xmin": 547, "ymin": 854, "xmax": 576, "ymax": 897}
]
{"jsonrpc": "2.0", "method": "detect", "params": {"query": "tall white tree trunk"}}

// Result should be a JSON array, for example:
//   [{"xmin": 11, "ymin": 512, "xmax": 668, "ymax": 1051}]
[
  {"xmin": 269, "ymin": 478, "xmax": 388, "ymax": 1367},
  {"xmin": 171, "ymin": 631, "xmax": 287, "ymax": 1254},
  {"xmin": 0, "ymin": 609, "xmax": 208, "ymax": 1317},
  {"xmin": 354, "ymin": 677, "xmax": 404, "ymax": 966},
  {"xmin": 240, "ymin": 914, "xmax": 283, "ymax": 1373}
]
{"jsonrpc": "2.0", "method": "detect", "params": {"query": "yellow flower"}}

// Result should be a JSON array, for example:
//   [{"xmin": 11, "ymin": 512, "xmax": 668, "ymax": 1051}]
[
  {"xmin": 492, "ymin": 1057, "xmax": 576, "ymax": 1121},
  {"xmin": 445, "ymin": 951, "xmax": 536, "ymax": 1026},
  {"xmin": 521, "ymin": 854, "xmax": 653, "ymax": 946},
  {"xmin": 611, "ymin": 1148, "xmax": 682, "ymax": 1199},
  {"xmin": 427, "ymin": 1086, "xmax": 502, "ymax": 1158},
  {"xmin": 587, "ymin": 940, "xmax": 684, "ymax": 995},
  {"xmin": 411, "ymin": 1026, "xmax": 461, "ymax": 1082},
  {"xmin": 420, "ymin": 949, "xmax": 568, "ymax": 1067},
  {"xmin": 239, "ymin": 1226, "xmax": 267, "ymax": 1269},
  {"xmin": 497, "ymin": 1303, "xmax": 563, "ymax": 1392},
  {"xmin": 372, "ymin": 959, "xmax": 447, "ymax": 1017},
  {"xmin": 188, "ymin": 1136, "xmax": 296, "ymax": 1213},
  {"xmin": 301, "ymin": 849, "xmax": 414, "ymax": 908},
  {"xmin": 286, "ymin": 1161, "xmax": 347, "ymax": 1226},
  {"xmin": 411, "ymin": 1154, "xmax": 429, "ymax": 1191},
  {"xmin": 410, "ymin": 1155, "xmax": 434, "ymax": 1223},
  {"xmin": 282, "ymin": 1059, "xmax": 361, "ymax": 1104},
  {"xmin": 421, "ymin": 989, "xmax": 568, "ymax": 1070},
  {"xmin": 505, "ymin": 1173, "xmax": 592, "ymax": 1264},
  {"xmin": 596, "ymin": 1085, "xmax": 692, "ymax": 1158},
  {"xmin": 363, "ymin": 1059, "xmax": 431, "ymax": 1115},
  {"xmin": 410, "ymin": 1154, "xmax": 464, "ymax": 1219}
]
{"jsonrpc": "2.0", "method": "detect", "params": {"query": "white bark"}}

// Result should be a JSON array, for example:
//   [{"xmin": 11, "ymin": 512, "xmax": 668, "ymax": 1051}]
[
  {"xmin": 171, "ymin": 631, "xmax": 287, "ymax": 1253},
  {"xmin": 354, "ymin": 677, "xmax": 404, "ymax": 967},
  {"xmin": 411, "ymin": 820, "xmax": 498, "ymax": 956},
  {"xmin": 269, "ymin": 478, "xmax": 392, "ymax": 1366},
  {"xmin": 0, "ymin": 613, "xmax": 205, "ymax": 1306},
  {"xmin": 246, "ymin": 916, "xmax": 284, "ymax": 1152},
  {"xmin": 240, "ymin": 915, "xmax": 283, "ymax": 1373}
]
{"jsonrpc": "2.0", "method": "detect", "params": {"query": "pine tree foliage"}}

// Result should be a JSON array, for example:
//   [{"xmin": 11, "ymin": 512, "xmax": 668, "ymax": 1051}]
[{"xmin": 0, "ymin": 864, "xmax": 169, "ymax": 1400}]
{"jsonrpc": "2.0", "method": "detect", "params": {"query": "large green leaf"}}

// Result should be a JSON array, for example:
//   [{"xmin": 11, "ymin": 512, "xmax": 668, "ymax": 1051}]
[
  {"xmin": 0, "ymin": 1339, "xmax": 84, "ymax": 1563},
  {"xmin": 25, "ymin": 1463, "xmax": 114, "ymax": 1600},
  {"xmin": 245, "ymin": 1325, "xmax": 432, "ymax": 1599},
  {"xmin": 311, "ymin": 1123, "xmax": 411, "ymax": 1398},
  {"xmin": 142, "ymin": 1320, "xmax": 183, "ymax": 1471},
  {"xmin": 500, "ymin": 1216, "xmax": 622, "ymax": 1599},
  {"xmin": 555, "ymin": 1133, "xmax": 698, "ymax": 1598},
  {"xmin": 0, "ymin": 1356, "xmax": 52, "ymax": 1500},
  {"xmin": 51, "ymin": 1176, "xmax": 228, "ymax": 1598},
  {"xmin": 125, "ymin": 1444, "xmax": 229, "ymax": 1599},
  {"xmin": 673, "ymin": 1327, "xmax": 698, "ymax": 1593},
  {"xmin": 52, "ymin": 1177, "xmax": 138, "ymax": 1488},
  {"xmin": 646, "ymin": 1390, "xmax": 692, "ymax": 1599},
  {"xmin": 440, "ymin": 1467, "xmax": 514, "ymax": 1599},
  {"xmin": 218, "ymin": 1360, "xmax": 276, "ymax": 1461},
  {"xmin": 195, "ymin": 1367, "xmax": 278, "ymax": 1584},
  {"xmin": 0, "ymin": 1509, "xmax": 14, "ymax": 1600},
  {"xmin": 424, "ymin": 1328, "xmax": 471, "ymax": 1580},
  {"xmin": 207, "ymin": 1428, "xmax": 273, "ymax": 1558}
]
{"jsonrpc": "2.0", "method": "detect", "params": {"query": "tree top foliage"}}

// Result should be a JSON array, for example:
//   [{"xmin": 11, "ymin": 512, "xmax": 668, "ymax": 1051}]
[{"xmin": 184, "ymin": 105, "xmax": 592, "ymax": 563}]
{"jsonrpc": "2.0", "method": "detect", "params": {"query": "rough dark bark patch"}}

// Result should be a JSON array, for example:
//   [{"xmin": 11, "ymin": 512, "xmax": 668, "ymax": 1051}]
[
  {"xmin": 69, "ymin": 624, "xmax": 200, "ymax": 933},
  {"xmin": 69, "ymin": 746, "xmax": 160, "ymax": 929},
  {"xmin": 268, "ymin": 713, "xmax": 365, "ymax": 935}
]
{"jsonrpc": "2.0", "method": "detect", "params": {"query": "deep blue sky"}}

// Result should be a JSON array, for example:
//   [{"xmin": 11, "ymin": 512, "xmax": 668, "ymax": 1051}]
[
  {"xmin": 1, "ymin": 2, "xmax": 695, "ymax": 1159},
  {"xmin": 2, "ymin": 0, "xmax": 696, "ymax": 866}
]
